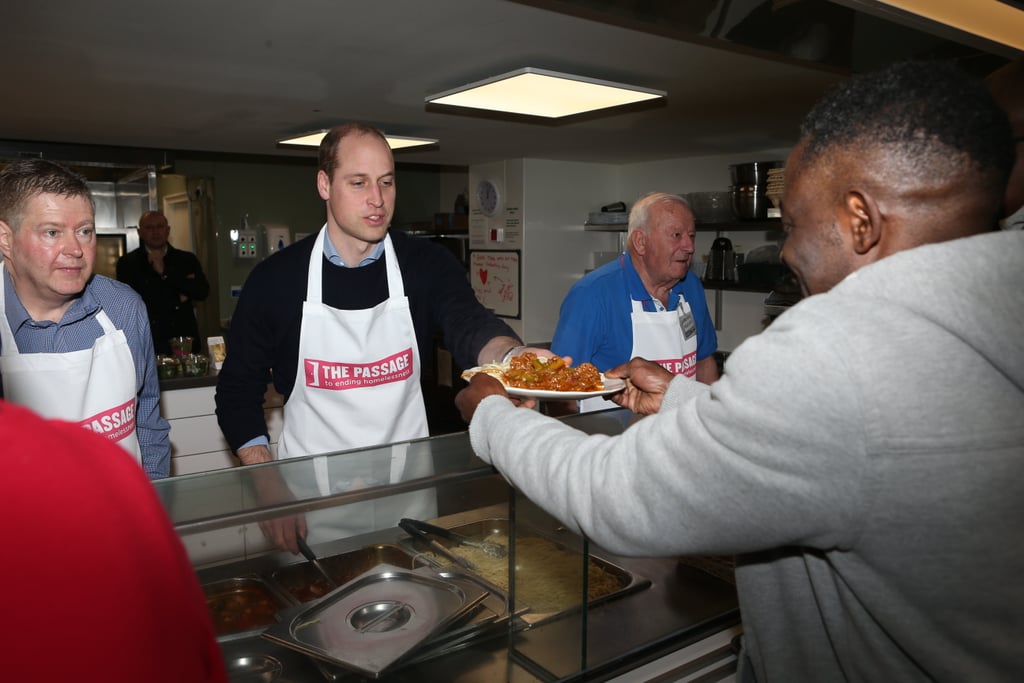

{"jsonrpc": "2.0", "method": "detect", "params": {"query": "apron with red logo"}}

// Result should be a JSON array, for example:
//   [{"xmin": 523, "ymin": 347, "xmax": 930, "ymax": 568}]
[
  {"xmin": 276, "ymin": 229, "xmax": 434, "ymax": 541},
  {"xmin": 580, "ymin": 295, "xmax": 698, "ymax": 413},
  {"xmin": 0, "ymin": 265, "xmax": 142, "ymax": 463}
]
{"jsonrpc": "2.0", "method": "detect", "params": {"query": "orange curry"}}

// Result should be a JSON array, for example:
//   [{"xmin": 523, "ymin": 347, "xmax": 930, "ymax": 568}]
[{"xmin": 502, "ymin": 353, "xmax": 603, "ymax": 392}]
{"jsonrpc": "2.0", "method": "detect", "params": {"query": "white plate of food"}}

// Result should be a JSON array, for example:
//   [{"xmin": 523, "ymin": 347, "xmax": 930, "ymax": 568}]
[
  {"xmin": 461, "ymin": 354, "xmax": 626, "ymax": 400},
  {"xmin": 504, "ymin": 376, "xmax": 626, "ymax": 400}
]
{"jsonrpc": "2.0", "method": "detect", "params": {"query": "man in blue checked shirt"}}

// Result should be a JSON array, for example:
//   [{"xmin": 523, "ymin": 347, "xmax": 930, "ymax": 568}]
[{"xmin": 0, "ymin": 159, "xmax": 170, "ymax": 479}]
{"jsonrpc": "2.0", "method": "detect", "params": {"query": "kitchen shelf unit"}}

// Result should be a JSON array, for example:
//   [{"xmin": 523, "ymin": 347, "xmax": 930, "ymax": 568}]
[
  {"xmin": 703, "ymin": 221, "xmax": 783, "ymax": 332},
  {"xmin": 702, "ymin": 281, "xmax": 777, "ymax": 294},
  {"xmin": 583, "ymin": 218, "xmax": 782, "ymax": 233},
  {"xmin": 697, "ymin": 219, "xmax": 783, "ymax": 327},
  {"xmin": 584, "ymin": 219, "xmax": 785, "ymax": 324}
]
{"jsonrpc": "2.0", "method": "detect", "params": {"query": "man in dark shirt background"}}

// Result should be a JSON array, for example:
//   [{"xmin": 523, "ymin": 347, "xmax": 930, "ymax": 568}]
[{"xmin": 117, "ymin": 210, "xmax": 210, "ymax": 355}]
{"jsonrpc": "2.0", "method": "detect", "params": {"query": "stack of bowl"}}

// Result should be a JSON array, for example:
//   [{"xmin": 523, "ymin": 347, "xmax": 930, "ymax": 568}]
[
  {"xmin": 765, "ymin": 167, "xmax": 785, "ymax": 212},
  {"xmin": 730, "ymin": 161, "xmax": 783, "ymax": 220}
]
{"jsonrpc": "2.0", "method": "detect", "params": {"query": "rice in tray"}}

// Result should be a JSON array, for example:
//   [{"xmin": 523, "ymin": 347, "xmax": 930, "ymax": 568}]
[{"xmin": 422, "ymin": 534, "xmax": 622, "ymax": 613}]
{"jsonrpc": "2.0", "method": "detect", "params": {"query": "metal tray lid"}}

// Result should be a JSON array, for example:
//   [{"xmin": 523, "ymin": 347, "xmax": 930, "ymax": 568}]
[{"xmin": 262, "ymin": 563, "xmax": 485, "ymax": 678}]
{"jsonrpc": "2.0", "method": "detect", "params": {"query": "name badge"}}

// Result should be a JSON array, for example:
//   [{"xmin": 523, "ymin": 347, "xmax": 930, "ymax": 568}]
[{"xmin": 678, "ymin": 301, "xmax": 697, "ymax": 340}]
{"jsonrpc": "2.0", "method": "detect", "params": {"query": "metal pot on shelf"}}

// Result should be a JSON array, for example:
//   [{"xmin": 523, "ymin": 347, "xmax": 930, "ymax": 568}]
[
  {"xmin": 732, "ymin": 184, "xmax": 770, "ymax": 220},
  {"xmin": 705, "ymin": 237, "xmax": 736, "ymax": 283},
  {"xmin": 729, "ymin": 161, "xmax": 783, "ymax": 187},
  {"xmin": 730, "ymin": 161, "xmax": 782, "ymax": 220}
]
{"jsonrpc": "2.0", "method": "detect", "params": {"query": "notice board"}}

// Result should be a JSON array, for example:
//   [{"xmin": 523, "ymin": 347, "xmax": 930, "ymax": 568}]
[{"xmin": 469, "ymin": 250, "xmax": 520, "ymax": 318}]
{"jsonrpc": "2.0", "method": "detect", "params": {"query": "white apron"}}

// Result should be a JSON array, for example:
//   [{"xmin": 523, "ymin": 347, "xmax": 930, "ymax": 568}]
[
  {"xmin": 580, "ymin": 296, "xmax": 698, "ymax": 413},
  {"xmin": 0, "ymin": 264, "xmax": 142, "ymax": 462},
  {"xmin": 276, "ymin": 229, "xmax": 435, "ymax": 542}
]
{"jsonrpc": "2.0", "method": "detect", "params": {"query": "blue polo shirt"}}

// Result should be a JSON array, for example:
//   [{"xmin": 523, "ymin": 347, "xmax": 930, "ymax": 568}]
[{"xmin": 550, "ymin": 253, "xmax": 716, "ymax": 372}]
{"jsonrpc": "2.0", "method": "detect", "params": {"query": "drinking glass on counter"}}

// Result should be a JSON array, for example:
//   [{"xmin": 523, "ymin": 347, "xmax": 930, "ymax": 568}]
[
  {"xmin": 157, "ymin": 355, "xmax": 181, "ymax": 380},
  {"xmin": 169, "ymin": 336, "xmax": 193, "ymax": 358},
  {"xmin": 182, "ymin": 353, "xmax": 209, "ymax": 377}
]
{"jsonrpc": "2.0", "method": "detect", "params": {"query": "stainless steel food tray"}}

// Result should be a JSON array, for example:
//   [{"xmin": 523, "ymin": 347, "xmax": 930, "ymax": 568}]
[
  {"xmin": 262, "ymin": 563, "xmax": 487, "ymax": 679},
  {"xmin": 399, "ymin": 517, "xmax": 651, "ymax": 627},
  {"xmin": 312, "ymin": 565, "xmax": 518, "ymax": 678},
  {"xmin": 219, "ymin": 635, "xmax": 326, "ymax": 682},
  {"xmin": 403, "ymin": 565, "xmax": 523, "ymax": 665},
  {"xmin": 202, "ymin": 575, "xmax": 296, "ymax": 643},
  {"xmin": 270, "ymin": 543, "xmax": 427, "ymax": 604}
]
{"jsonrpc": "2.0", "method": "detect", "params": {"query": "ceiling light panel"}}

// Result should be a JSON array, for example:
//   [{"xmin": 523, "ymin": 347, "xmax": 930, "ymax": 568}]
[
  {"xmin": 277, "ymin": 131, "xmax": 437, "ymax": 150},
  {"xmin": 426, "ymin": 68, "xmax": 666, "ymax": 118},
  {"xmin": 873, "ymin": 0, "xmax": 1024, "ymax": 50}
]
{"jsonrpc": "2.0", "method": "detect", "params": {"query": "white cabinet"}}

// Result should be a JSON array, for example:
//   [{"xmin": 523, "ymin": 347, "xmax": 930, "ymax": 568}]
[{"xmin": 160, "ymin": 382, "xmax": 284, "ymax": 476}]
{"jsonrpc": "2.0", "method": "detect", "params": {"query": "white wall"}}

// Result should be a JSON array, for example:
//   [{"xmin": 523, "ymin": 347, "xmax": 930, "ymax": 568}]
[{"xmin": 519, "ymin": 159, "xmax": 622, "ymax": 343}]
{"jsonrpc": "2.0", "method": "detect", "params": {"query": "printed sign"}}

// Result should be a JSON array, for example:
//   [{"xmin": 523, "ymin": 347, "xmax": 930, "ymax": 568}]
[
  {"xmin": 79, "ymin": 398, "xmax": 137, "ymax": 443},
  {"xmin": 651, "ymin": 352, "xmax": 698, "ymax": 377},
  {"xmin": 470, "ymin": 250, "xmax": 520, "ymax": 318},
  {"xmin": 303, "ymin": 349, "xmax": 414, "ymax": 390}
]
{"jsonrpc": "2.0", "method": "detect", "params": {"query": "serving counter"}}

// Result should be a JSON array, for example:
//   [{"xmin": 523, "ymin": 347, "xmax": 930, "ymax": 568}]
[{"xmin": 155, "ymin": 409, "xmax": 740, "ymax": 682}]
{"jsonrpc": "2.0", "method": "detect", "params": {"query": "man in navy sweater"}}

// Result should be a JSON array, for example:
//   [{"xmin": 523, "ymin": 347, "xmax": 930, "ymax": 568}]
[{"xmin": 216, "ymin": 123, "xmax": 524, "ymax": 552}]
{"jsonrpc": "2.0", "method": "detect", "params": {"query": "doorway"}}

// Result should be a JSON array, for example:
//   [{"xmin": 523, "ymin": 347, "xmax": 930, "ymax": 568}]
[{"xmin": 163, "ymin": 192, "xmax": 194, "ymax": 252}]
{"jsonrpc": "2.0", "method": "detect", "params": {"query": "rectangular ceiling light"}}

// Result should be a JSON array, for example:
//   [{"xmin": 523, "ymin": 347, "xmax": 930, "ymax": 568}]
[
  {"xmin": 425, "ymin": 67, "xmax": 666, "ymax": 118},
  {"xmin": 277, "ymin": 131, "xmax": 437, "ymax": 150},
  {"xmin": 871, "ymin": 0, "xmax": 1024, "ymax": 50}
]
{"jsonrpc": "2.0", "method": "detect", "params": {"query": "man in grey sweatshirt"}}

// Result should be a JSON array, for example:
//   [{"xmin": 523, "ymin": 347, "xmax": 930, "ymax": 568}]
[{"xmin": 456, "ymin": 62, "xmax": 1023, "ymax": 681}]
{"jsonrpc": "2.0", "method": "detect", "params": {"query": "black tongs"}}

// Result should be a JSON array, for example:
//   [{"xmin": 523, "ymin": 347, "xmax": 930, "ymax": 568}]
[
  {"xmin": 399, "ymin": 519, "xmax": 481, "ymax": 571},
  {"xmin": 296, "ymin": 536, "xmax": 339, "ymax": 589},
  {"xmin": 400, "ymin": 518, "xmax": 507, "ymax": 559}
]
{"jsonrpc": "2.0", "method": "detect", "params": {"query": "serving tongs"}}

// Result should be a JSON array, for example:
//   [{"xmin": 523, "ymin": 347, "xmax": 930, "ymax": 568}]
[
  {"xmin": 399, "ymin": 519, "xmax": 480, "ymax": 571},
  {"xmin": 400, "ymin": 518, "xmax": 507, "ymax": 560},
  {"xmin": 296, "ymin": 536, "xmax": 339, "ymax": 589}
]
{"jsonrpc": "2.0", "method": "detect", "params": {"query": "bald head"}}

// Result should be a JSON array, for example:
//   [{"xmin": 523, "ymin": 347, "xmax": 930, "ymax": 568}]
[{"xmin": 138, "ymin": 210, "xmax": 170, "ymax": 251}]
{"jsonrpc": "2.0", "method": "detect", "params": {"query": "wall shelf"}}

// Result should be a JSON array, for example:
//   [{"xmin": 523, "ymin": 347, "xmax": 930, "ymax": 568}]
[
  {"xmin": 701, "ymin": 281, "xmax": 774, "ymax": 294},
  {"xmin": 581, "ymin": 218, "xmax": 785, "ymax": 330},
  {"xmin": 585, "ymin": 218, "xmax": 781, "ymax": 233},
  {"xmin": 583, "ymin": 222, "xmax": 629, "ymax": 232},
  {"xmin": 697, "ymin": 218, "xmax": 782, "ymax": 232}
]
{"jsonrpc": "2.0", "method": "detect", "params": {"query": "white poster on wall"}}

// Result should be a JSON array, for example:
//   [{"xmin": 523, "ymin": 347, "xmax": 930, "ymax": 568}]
[{"xmin": 469, "ymin": 250, "xmax": 520, "ymax": 318}]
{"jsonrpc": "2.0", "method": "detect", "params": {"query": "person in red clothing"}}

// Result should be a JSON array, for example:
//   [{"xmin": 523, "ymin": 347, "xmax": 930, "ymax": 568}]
[{"xmin": 0, "ymin": 400, "xmax": 226, "ymax": 682}]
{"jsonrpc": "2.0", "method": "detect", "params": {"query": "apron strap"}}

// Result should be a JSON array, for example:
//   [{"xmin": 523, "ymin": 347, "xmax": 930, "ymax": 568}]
[
  {"xmin": 95, "ymin": 309, "xmax": 117, "ymax": 335},
  {"xmin": 0, "ymin": 263, "xmax": 17, "ymax": 354},
  {"xmin": 306, "ymin": 229, "xmax": 403, "ymax": 303},
  {"xmin": 307, "ymin": 228, "xmax": 327, "ymax": 304}
]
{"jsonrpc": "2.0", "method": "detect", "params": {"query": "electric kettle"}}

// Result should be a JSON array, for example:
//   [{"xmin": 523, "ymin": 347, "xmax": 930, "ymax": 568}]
[{"xmin": 706, "ymin": 237, "xmax": 736, "ymax": 282}]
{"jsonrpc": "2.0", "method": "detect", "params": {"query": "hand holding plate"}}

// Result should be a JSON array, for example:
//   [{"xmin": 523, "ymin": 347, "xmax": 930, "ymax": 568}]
[
  {"xmin": 606, "ymin": 357, "xmax": 673, "ymax": 416},
  {"xmin": 456, "ymin": 373, "xmax": 510, "ymax": 423}
]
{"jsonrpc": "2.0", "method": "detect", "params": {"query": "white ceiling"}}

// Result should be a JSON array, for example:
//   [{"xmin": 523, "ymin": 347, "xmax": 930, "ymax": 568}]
[{"xmin": 0, "ymin": 0, "xmax": 1015, "ymax": 168}]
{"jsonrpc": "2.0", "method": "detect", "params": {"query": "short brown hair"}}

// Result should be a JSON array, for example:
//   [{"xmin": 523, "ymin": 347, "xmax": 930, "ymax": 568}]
[
  {"xmin": 317, "ymin": 123, "xmax": 390, "ymax": 179},
  {"xmin": 0, "ymin": 159, "xmax": 94, "ymax": 231}
]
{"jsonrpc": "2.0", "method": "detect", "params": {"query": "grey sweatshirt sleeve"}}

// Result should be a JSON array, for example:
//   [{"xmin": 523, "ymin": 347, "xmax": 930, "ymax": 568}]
[{"xmin": 468, "ymin": 304, "xmax": 870, "ymax": 558}]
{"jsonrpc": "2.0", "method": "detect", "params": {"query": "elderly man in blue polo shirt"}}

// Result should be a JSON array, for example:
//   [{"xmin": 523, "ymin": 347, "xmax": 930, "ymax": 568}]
[{"xmin": 551, "ymin": 191, "xmax": 718, "ymax": 411}]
